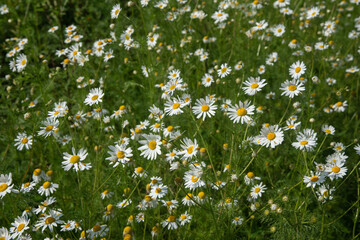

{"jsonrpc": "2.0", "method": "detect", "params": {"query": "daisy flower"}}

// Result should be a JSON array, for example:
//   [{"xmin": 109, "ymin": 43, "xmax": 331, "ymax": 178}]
[
  {"xmin": 164, "ymin": 97, "xmax": 185, "ymax": 116},
  {"xmin": 111, "ymin": 4, "xmax": 121, "ymax": 19},
  {"xmin": 20, "ymin": 181, "xmax": 36, "ymax": 193},
  {"xmin": 303, "ymin": 171, "xmax": 325, "ymax": 187},
  {"xmin": 62, "ymin": 148, "xmax": 89, "ymax": 171},
  {"xmin": 179, "ymin": 138, "xmax": 199, "ymax": 160},
  {"xmin": 35, "ymin": 210, "xmax": 64, "ymax": 232},
  {"xmin": 150, "ymin": 184, "xmax": 168, "ymax": 199},
  {"xmin": 10, "ymin": 216, "xmax": 30, "ymax": 239},
  {"xmin": 38, "ymin": 181, "xmax": 59, "ymax": 196},
  {"xmin": 184, "ymin": 172, "xmax": 205, "ymax": 190},
  {"xmin": 38, "ymin": 118, "xmax": 59, "ymax": 138},
  {"xmin": 292, "ymin": 129, "xmax": 318, "ymax": 151},
  {"xmin": 250, "ymin": 182, "xmax": 267, "ymax": 199},
  {"xmin": 84, "ymin": 88, "xmax": 104, "ymax": 106},
  {"xmin": 331, "ymin": 101, "xmax": 347, "ymax": 112},
  {"xmin": 106, "ymin": 144, "xmax": 133, "ymax": 167},
  {"xmin": 179, "ymin": 211, "xmax": 192, "ymax": 225},
  {"xmin": 272, "ymin": 24, "xmax": 285, "ymax": 37},
  {"xmin": 289, "ymin": 61, "xmax": 306, "ymax": 79},
  {"xmin": 317, "ymin": 185, "xmax": 335, "ymax": 202},
  {"xmin": 258, "ymin": 125, "xmax": 284, "ymax": 148},
  {"xmin": 14, "ymin": 132, "xmax": 33, "ymax": 151},
  {"xmin": 354, "ymin": 144, "xmax": 360, "ymax": 155},
  {"xmin": 162, "ymin": 200, "xmax": 179, "ymax": 211},
  {"xmin": 86, "ymin": 224, "xmax": 108, "ymax": 239},
  {"xmin": 217, "ymin": 63, "xmax": 232, "ymax": 78},
  {"xmin": 15, "ymin": 54, "xmax": 27, "ymax": 72},
  {"xmin": 242, "ymin": 77, "xmax": 267, "ymax": 96},
  {"xmin": 306, "ymin": 7, "xmax": 320, "ymax": 19},
  {"xmin": 133, "ymin": 166, "xmax": 147, "ymax": 178},
  {"xmin": 232, "ymin": 216, "xmax": 244, "ymax": 226},
  {"xmin": 322, "ymin": 125, "xmax": 335, "ymax": 135},
  {"xmin": 161, "ymin": 216, "xmax": 178, "ymax": 230},
  {"xmin": 0, "ymin": 173, "xmax": 16, "ymax": 199},
  {"xmin": 333, "ymin": 142, "xmax": 345, "ymax": 152},
  {"xmin": 280, "ymin": 79, "xmax": 305, "ymax": 98},
  {"xmin": 201, "ymin": 73, "xmax": 214, "ymax": 87},
  {"xmin": 325, "ymin": 161, "xmax": 347, "ymax": 181},
  {"xmin": 101, "ymin": 190, "xmax": 114, "ymax": 199},
  {"xmin": 0, "ymin": 227, "xmax": 10, "ymax": 239},
  {"xmin": 138, "ymin": 134, "xmax": 162, "ymax": 160},
  {"xmin": 244, "ymin": 172, "xmax": 261, "ymax": 185},
  {"xmin": 227, "ymin": 100, "xmax": 255, "ymax": 124},
  {"xmin": 192, "ymin": 96, "xmax": 217, "ymax": 121},
  {"xmin": 33, "ymin": 197, "xmax": 56, "ymax": 214},
  {"xmin": 182, "ymin": 193, "xmax": 196, "ymax": 206}
]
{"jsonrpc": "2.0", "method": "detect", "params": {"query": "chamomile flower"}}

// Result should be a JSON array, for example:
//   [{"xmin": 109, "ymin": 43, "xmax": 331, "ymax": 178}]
[
  {"xmin": 14, "ymin": 132, "xmax": 33, "ymax": 151},
  {"xmin": 86, "ymin": 224, "xmax": 108, "ymax": 239},
  {"xmin": 84, "ymin": 88, "xmax": 104, "ymax": 106},
  {"xmin": 179, "ymin": 138, "xmax": 199, "ymax": 160},
  {"xmin": 138, "ymin": 134, "xmax": 162, "ymax": 160},
  {"xmin": 101, "ymin": 190, "xmax": 114, "ymax": 199},
  {"xmin": 38, "ymin": 181, "xmax": 59, "ymax": 196},
  {"xmin": 232, "ymin": 216, "xmax": 244, "ymax": 226},
  {"xmin": 289, "ymin": 61, "xmax": 306, "ymax": 79},
  {"xmin": 201, "ymin": 73, "xmax": 214, "ymax": 87},
  {"xmin": 106, "ymin": 144, "xmax": 133, "ymax": 167},
  {"xmin": 0, "ymin": 227, "xmax": 10, "ymax": 240},
  {"xmin": 182, "ymin": 193, "xmax": 196, "ymax": 206},
  {"xmin": 164, "ymin": 97, "xmax": 185, "ymax": 116},
  {"xmin": 280, "ymin": 79, "xmax": 305, "ymax": 98},
  {"xmin": 325, "ymin": 161, "xmax": 347, "ymax": 180},
  {"xmin": 322, "ymin": 125, "xmax": 335, "ymax": 135},
  {"xmin": 38, "ymin": 118, "xmax": 59, "ymax": 138},
  {"xmin": 303, "ymin": 171, "xmax": 325, "ymax": 187},
  {"xmin": 227, "ymin": 100, "xmax": 255, "ymax": 124},
  {"xmin": 15, "ymin": 54, "xmax": 27, "ymax": 72},
  {"xmin": 257, "ymin": 125, "xmax": 284, "ymax": 148},
  {"xmin": 62, "ymin": 148, "xmax": 89, "ymax": 171},
  {"xmin": 161, "ymin": 216, "xmax": 178, "ymax": 230},
  {"xmin": 20, "ymin": 181, "xmax": 36, "ymax": 193},
  {"xmin": 0, "ymin": 173, "xmax": 16, "ymax": 199},
  {"xmin": 150, "ymin": 184, "xmax": 168, "ymax": 199},
  {"xmin": 179, "ymin": 212, "xmax": 192, "ymax": 225},
  {"xmin": 10, "ymin": 216, "xmax": 30, "ymax": 239},
  {"xmin": 244, "ymin": 172, "xmax": 261, "ymax": 185},
  {"xmin": 306, "ymin": 7, "xmax": 320, "ymax": 19},
  {"xmin": 292, "ymin": 129, "xmax": 318, "ymax": 151},
  {"xmin": 162, "ymin": 200, "xmax": 179, "ymax": 211},
  {"xmin": 331, "ymin": 101, "xmax": 347, "ymax": 112},
  {"xmin": 133, "ymin": 166, "xmax": 147, "ymax": 178},
  {"xmin": 317, "ymin": 185, "xmax": 335, "ymax": 202},
  {"xmin": 193, "ymin": 96, "xmax": 217, "ymax": 120},
  {"xmin": 48, "ymin": 26, "xmax": 59, "ymax": 33},
  {"xmin": 242, "ymin": 77, "xmax": 267, "ymax": 96},
  {"xmin": 111, "ymin": 4, "xmax": 121, "ymax": 19},
  {"xmin": 217, "ymin": 63, "xmax": 232, "ymax": 78},
  {"xmin": 35, "ymin": 210, "xmax": 64, "ymax": 232},
  {"xmin": 184, "ymin": 172, "xmax": 206, "ymax": 190},
  {"xmin": 250, "ymin": 182, "xmax": 267, "ymax": 199}
]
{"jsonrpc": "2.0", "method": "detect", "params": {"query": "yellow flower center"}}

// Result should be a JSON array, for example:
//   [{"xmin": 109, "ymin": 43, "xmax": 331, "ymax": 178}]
[
  {"xmin": 168, "ymin": 216, "xmax": 176, "ymax": 222},
  {"xmin": 92, "ymin": 225, "xmax": 101, "ymax": 232},
  {"xmin": 191, "ymin": 176, "xmax": 199, "ymax": 182},
  {"xmin": 167, "ymin": 126, "xmax": 174, "ymax": 132},
  {"xmin": 170, "ymin": 85, "xmax": 176, "ymax": 90},
  {"xmin": 115, "ymin": 9, "xmax": 120, "ymax": 15},
  {"xmin": 43, "ymin": 181, "xmax": 51, "ymax": 189},
  {"xmin": 145, "ymin": 195, "xmax": 152, "ymax": 202},
  {"xmin": 21, "ymin": 59, "xmax": 27, "ymax": 66},
  {"xmin": 117, "ymin": 151, "xmax": 125, "ymax": 159},
  {"xmin": 45, "ymin": 126, "xmax": 53, "ymax": 131},
  {"xmin": 65, "ymin": 223, "xmax": 71, "ymax": 228},
  {"xmin": 254, "ymin": 187, "xmax": 260, "ymax": 193},
  {"xmin": 236, "ymin": 108, "xmax": 247, "ymax": 116},
  {"xmin": 187, "ymin": 146, "xmax": 194, "ymax": 154},
  {"xmin": 336, "ymin": 102, "xmax": 342, "ymax": 107},
  {"xmin": 70, "ymin": 155, "xmax": 80, "ymax": 164},
  {"xmin": 172, "ymin": 103, "xmax": 180, "ymax": 109},
  {"xmin": 155, "ymin": 188, "xmax": 161, "ymax": 193},
  {"xmin": 17, "ymin": 223, "xmax": 25, "ymax": 231},
  {"xmin": 21, "ymin": 138, "xmax": 28, "ymax": 144},
  {"xmin": 170, "ymin": 152, "xmax": 176, "ymax": 157},
  {"xmin": 198, "ymin": 192, "xmax": 205, "ymax": 199},
  {"xmin": 91, "ymin": 95, "xmax": 99, "ymax": 101},
  {"xmin": 45, "ymin": 217, "xmax": 55, "ymax": 225},
  {"xmin": 310, "ymin": 176, "xmax": 319, "ymax": 182},
  {"xmin": 295, "ymin": 67, "xmax": 301, "ymax": 73},
  {"xmin": 154, "ymin": 123, "xmax": 160, "ymax": 128},
  {"xmin": 288, "ymin": 85, "xmax": 297, "ymax": 91},
  {"xmin": 250, "ymin": 83, "xmax": 259, "ymax": 89},
  {"xmin": 247, "ymin": 172, "xmax": 254, "ymax": 179},
  {"xmin": 186, "ymin": 193, "xmax": 193, "ymax": 200},
  {"xmin": 300, "ymin": 140, "xmax": 308, "ymax": 145},
  {"xmin": 325, "ymin": 129, "xmax": 331, "ymax": 134},
  {"xmin": 180, "ymin": 215, "xmax": 187, "ymax": 220},
  {"xmin": 267, "ymin": 132, "xmax": 276, "ymax": 140},
  {"xmin": 332, "ymin": 166, "xmax": 340, "ymax": 173},
  {"xmin": 135, "ymin": 128, "xmax": 142, "ymax": 133},
  {"xmin": 136, "ymin": 167, "xmax": 143, "ymax": 173},
  {"xmin": 201, "ymin": 105, "xmax": 209, "ymax": 112},
  {"xmin": 148, "ymin": 140, "xmax": 157, "ymax": 150},
  {"xmin": 0, "ymin": 184, "xmax": 8, "ymax": 192},
  {"xmin": 323, "ymin": 191, "xmax": 329, "ymax": 197}
]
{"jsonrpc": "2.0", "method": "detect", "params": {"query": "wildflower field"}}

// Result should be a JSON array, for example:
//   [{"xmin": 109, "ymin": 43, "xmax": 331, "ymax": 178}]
[{"xmin": 1, "ymin": 0, "xmax": 360, "ymax": 239}]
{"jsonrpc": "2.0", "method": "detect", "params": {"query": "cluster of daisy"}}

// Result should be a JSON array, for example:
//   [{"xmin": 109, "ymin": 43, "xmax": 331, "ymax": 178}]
[{"xmin": 5, "ymin": 37, "xmax": 28, "ymax": 72}]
